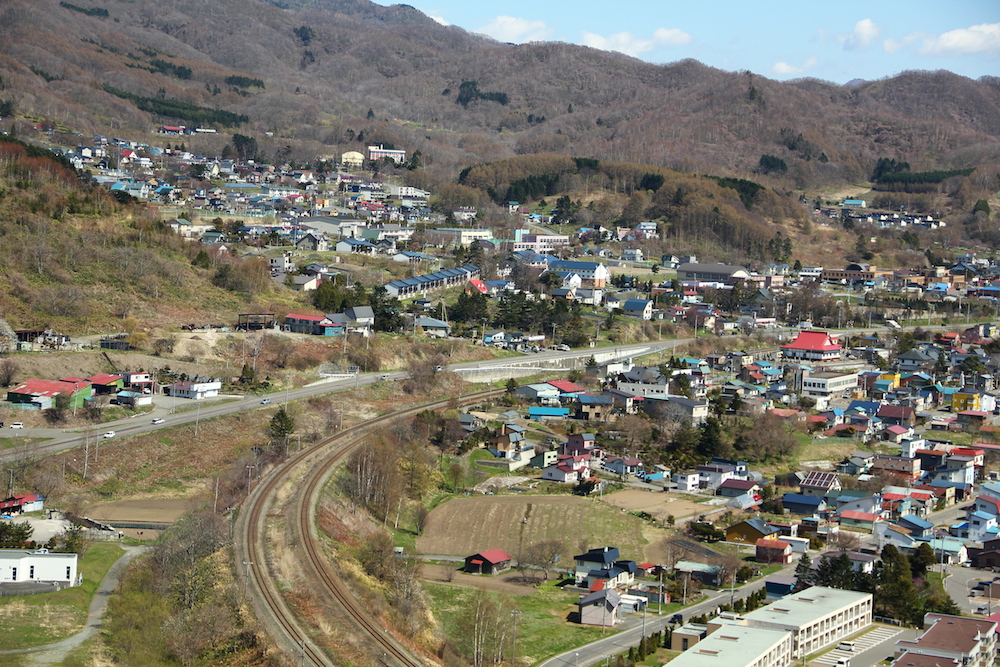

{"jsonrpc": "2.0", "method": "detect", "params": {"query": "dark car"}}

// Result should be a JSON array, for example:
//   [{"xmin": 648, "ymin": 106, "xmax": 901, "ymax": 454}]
[{"xmin": 669, "ymin": 613, "xmax": 683, "ymax": 624}]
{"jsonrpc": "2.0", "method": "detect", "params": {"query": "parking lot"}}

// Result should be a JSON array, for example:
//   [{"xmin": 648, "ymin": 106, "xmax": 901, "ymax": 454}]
[{"xmin": 811, "ymin": 625, "xmax": 912, "ymax": 667}]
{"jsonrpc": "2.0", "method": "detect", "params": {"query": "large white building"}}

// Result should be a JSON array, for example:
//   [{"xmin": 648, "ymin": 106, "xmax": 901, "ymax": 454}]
[
  {"xmin": 668, "ymin": 624, "xmax": 793, "ymax": 667},
  {"xmin": 739, "ymin": 586, "xmax": 872, "ymax": 658},
  {"xmin": 801, "ymin": 370, "xmax": 859, "ymax": 399},
  {"xmin": 0, "ymin": 548, "xmax": 79, "ymax": 584}
]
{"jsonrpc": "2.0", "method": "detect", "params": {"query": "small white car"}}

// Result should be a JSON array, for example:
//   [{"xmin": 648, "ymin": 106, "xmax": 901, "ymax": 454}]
[
  {"xmin": 260, "ymin": 398, "xmax": 271, "ymax": 405},
  {"xmin": 151, "ymin": 418, "xmax": 165, "ymax": 425},
  {"xmin": 9, "ymin": 422, "xmax": 23, "ymax": 429},
  {"xmin": 102, "ymin": 431, "xmax": 116, "ymax": 439}
]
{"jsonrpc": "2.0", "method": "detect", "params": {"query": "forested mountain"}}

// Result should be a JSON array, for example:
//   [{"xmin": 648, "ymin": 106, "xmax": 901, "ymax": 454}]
[{"xmin": 1, "ymin": 0, "xmax": 999, "ymax": 188}]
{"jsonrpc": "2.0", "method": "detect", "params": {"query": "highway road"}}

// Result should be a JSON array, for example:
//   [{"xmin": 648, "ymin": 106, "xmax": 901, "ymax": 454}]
[{"xmin": 0, "ymin": 339, "xmax": 681, "ymax": 465}]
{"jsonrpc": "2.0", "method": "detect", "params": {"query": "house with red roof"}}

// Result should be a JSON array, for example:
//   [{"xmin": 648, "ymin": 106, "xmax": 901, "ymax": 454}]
[
  {"xmin": 755, "ymin": 537, "xmax": 793, "ymax": 564},
  {"xmin": 87, "ymin": 374, "xmax": 124, "ymax": 395},
  {"xmin": 780, "ymin": 330, "xmax": 841, "ymax": 361},
  {"xmin": 0, "ymin": 493, "xmax": 44, "ymax": 514},
  {"xmin": 547, "ymin": 380, "xmax": 587, "ymax": 397},
  {"xmin": 284, "ymin": 313, "xmax": 341, "ymax": 336},
  {"xmin": 7, "ymin": 378, "xmax": 92, "ymax": 410},
  {"xmin": 464, "ymin": 549, "xmax": 512, "ymax": 575},
  {"xmin": 838, "ymin": 510, "xmax": 883, "ymax": 532}
]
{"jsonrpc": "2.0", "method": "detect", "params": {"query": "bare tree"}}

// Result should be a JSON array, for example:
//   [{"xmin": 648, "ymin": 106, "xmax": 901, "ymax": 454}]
[
  {"xmin": 413, "ymin": 505, "xmax": 430, "ymax": 536},
  {"xmin": 0, "ymin": 358, "xmax": 20, "ymax": 386}
]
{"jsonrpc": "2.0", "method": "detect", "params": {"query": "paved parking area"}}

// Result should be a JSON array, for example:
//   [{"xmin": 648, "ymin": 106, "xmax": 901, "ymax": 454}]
[{"xmin": 812, "ymin": 626, "xmax": 906, "ymax": 666}]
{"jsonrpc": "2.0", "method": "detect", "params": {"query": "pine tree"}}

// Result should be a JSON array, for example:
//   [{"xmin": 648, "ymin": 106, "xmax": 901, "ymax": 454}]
[{"xmin": 794, "ymin": 554, "xmax": 813, "ymax": 591}]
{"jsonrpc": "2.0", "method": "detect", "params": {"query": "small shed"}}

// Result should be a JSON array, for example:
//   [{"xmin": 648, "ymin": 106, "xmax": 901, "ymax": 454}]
[{"xmin": 464, "ymin": 549, "xmax": 513, "ymax": 575}]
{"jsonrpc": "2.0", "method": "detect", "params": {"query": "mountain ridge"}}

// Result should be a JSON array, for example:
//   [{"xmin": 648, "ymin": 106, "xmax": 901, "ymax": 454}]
[{"xmin": 1, "ymin": 0, "xmax": 999, "ymax": 187}]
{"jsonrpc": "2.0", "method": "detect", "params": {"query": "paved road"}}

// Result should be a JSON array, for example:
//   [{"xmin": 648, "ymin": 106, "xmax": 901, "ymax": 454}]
[
  {"xmin": 0, "ymin": 340, "xmax": 679, "ymax": 466},
  {"xmin": 0, "ymin": 545, "xmax": 148, "ymax": 665},
  {"xmin": 539, "ymin": 563, "xmax": 795, "ymax": 667}
]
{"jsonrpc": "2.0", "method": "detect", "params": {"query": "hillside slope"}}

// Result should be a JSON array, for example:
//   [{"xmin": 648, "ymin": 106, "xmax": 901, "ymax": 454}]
[{"xmin": 1, "ymin": 0, "xmax": 999, "ymax": 187}]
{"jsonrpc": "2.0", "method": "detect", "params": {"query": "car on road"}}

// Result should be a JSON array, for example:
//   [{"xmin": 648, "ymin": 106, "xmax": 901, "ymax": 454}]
[
  {"xmin": 669, "ymin": 613, "xmax": 683, "ymax": 624},
  {"xmin": 260, "ymin": 398, "xmax": 271, "ymax": 405},
  {"xmin": 102, "ymin": 431, "xmax": 116, "ymax": 439},
  {"xmin": 380, "ymin": 374, "xmax": 391, "ymax": 380},
  {"xmin": 556, "ymin": 344, "xmax": 571, "ymax": 351},
  {"xmin": 9, "ymin": 422, "xmax": 23, "ymax": 429},
  {"xmin": 151, "ymin": 418, "xmax": 165, "ymax": 425}
]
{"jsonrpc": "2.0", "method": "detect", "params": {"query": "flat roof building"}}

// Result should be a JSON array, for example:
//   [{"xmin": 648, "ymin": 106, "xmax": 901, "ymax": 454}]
[
  {"xmin": 739, "ymin": 586, "xmax": 872, "ymax": 657},
  {"xmin": 668, "ymin": 624, "xmax": 793, "ymax": 667}
]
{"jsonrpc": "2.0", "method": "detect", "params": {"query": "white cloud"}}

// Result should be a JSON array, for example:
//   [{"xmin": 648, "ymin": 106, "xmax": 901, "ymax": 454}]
[
  {"xmin": 428, "ymin": 14, "xmax": 450, "ymax": 27},
  {"xmin": 476, "ymin": 16, "xmax": 553, "ymax": 43},
  {"xmin": 580, "ymin": 27, "xmax": 692, "ymax": 58},
  {"xmin": 771, "ymin": 57, "xmax": 818, "ymax": 76},
  {"xmin": 840, "ymin": 19, "xmax": 881, "ymax": 51},
  {"xmin": 919, "ymin": 22, "xmax": 1000, "ymax": 56},
  {"xmin": 883, "ymin": 33, "xmax": 921, "ymax": 54}
]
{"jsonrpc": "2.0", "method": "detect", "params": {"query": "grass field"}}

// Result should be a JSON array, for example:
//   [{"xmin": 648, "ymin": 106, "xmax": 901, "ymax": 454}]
[
  {"xmin": 416, "ymin": 495, "xmax": 648, "ymax": 563},
  {"xmin": 0, "ymin": 543, "xmax": 124, "ymax": 651},
  {"xmin": 425, "ymin": 581, "xmax": 611, "ymax": 666}
]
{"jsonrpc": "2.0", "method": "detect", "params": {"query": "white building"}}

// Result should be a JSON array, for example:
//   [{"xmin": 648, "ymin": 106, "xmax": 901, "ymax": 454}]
[
  {"xmin": 801, "ymin": 370, "xmax": 858, "ymax": 399},
  {"xmin": 167, "ymin": 380, "xmax": 222, "ymax": 400},
  {"xmin": 0, "ymin": 548, "xmax": 78, "ymax": 584},
  {"xmin": 669, "ymin": 624, "xmax": 793, "ymax": 667},
  {"xmin": 739, "ymin": 586, "xmax": 872, "ymax": 658}
]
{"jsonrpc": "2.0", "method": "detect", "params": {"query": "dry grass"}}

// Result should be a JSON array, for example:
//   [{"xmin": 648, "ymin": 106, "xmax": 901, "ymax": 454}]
[{"xmin": 416, "ymin": 495, "xmax": 649, "ymax": 562}]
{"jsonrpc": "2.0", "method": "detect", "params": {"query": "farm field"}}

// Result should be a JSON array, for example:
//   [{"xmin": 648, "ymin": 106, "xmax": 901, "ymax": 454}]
[
  {"xmin": 600, "ymin": 489, "xmax": 708, "ymax": 521},
  {"xmin": 83, "ymin": 498, "xmax": 195, "ymax": 539},
  {"xmin": 416, "ymin": 495, "xmax": 649, "ymax": 563}
]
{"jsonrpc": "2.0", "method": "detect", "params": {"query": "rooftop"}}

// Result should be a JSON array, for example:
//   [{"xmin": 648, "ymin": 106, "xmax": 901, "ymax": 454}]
[
  {"xmin": 741, "ymin": 586, "xmax": 871, "ymax": 629},
  {"xmin": 665, "ymin": 625, "xmax": 791, "ymax": 667},
  {"xmin": 896, "ymin": 613, "xmax": 996, "ymax": 656}
]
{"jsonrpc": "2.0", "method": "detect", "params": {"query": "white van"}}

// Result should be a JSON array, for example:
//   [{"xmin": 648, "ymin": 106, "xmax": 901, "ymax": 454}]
[{"xmin": 838, "ymin": 641, "xmax": 855, "ymax": 652}]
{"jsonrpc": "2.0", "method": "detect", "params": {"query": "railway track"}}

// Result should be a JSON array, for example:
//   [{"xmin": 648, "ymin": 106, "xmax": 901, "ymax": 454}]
[{"xmin": 235, "ymin": 388, "xmax": 502, "ymax": 666}]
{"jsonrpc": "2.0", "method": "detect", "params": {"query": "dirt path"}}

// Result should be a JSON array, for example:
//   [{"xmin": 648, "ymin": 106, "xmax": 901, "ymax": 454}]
[
  {"xmin": 0, "ymin": 545, "xmax": 148, "ymax": 665},
  {"xmin": 419, "ymin": 563, "xmax": 555, "ymax": 596}
]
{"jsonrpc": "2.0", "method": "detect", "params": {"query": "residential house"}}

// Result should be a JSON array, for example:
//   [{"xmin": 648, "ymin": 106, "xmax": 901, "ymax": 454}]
[
  {"xmin": 577, "ymin": 589, "xmax": 621, "ymax": 627},
  {"xmin": 576, "ymin": 394, "xmax": 615, "ymax": 421},
  {"xmin": 516, "ymin": 383, "xmax": 561, "ymax": 405},
  {"xmin": 756, "ymin": 538, "xmax": 794, "ymax": 564},
  {"xmin": 726, "ymin": 517, "xmax": 780, "ymax": 544},
  {"xmin": 0, "ymin": 494, "xmax": 45, "ymax": 514},
  {"xmin": 838, "ymin": 510, "xmax": 882, "ymax": 532},
  {"xmin": 335, "ymin": 238, "xmax": 376, "ymax": 254},
  {"xmin": 717, "ymin": 479, "xmax": 762, "ymax": 499},
  {"xmin": 799, "ymin": 471, "xmax": 842, "ymax": 498},
  {"xmin": 872, "ymin": 455, "xmax": 922, "ymax": 483},
  {"xmin": 696, "ymin": 463, "xmax": 738, "ymax": 490},
  {"xmin": 895, "ymin": 614, "xmax": 997, "ymax": 667},
  {"xmin": 574, "ymin": 547, "xmax": 619, "ymax": 584},
  {"xmin": 674, "ymin": 561, "xmax": 722, "ymax": 586},
  {"xmin": 782, "ymin": 493, "xmax": 826, "ymax": 515},
  {"xmin": 604, "ymin": 456, "xmax": 643, "ymax": 477},
  {"xmin": 673, "ymin": 471, "xmax": 700, "ymax": 492},
  {"xmin": 877, "ymin": 405, "xmax": 916, "ymax": 427},
  {"xmin": 645, "ymin": 396, "xmax": 710, "ymax": 425},
  {"xmin": 622, "ymin": 299, "xmax": 654, "ymax": 320},
  {"xmin": 415, "ymin": 316, "xmax": 451, "ymax": 338}
]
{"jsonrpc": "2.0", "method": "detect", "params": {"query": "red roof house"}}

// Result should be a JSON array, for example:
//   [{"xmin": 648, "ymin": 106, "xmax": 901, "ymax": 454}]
[
  {"xmin": 464, "ymin": 549, "xmax": 513, "ymax": 575},
  {"xmin": 755, "ymin": 537, "xmax": 793, "ymax": 564}
]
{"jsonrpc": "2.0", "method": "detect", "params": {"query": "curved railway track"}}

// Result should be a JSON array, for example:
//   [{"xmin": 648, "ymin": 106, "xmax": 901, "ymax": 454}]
[{"xmin": 236, "ymin": 388, "xmax": 503, "ymax": 666}]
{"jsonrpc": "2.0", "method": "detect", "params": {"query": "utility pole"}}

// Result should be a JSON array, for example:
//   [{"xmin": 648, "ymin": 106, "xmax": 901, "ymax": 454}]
[
  {"xmin": 5, "ymin": 468, "xmax": 13, "ymax": 497},
  {"xmin": 227, "ymin": 507, "xmax": 237, "ymax": 541},
  {"xmin": 511, "ymin": 610, "xmax": 521, "ymax": 667},
  {"xmin": 246, "ymin": 464, "xmax": 256, "ymax": 495},
  {"xmin": 242, "ymin": 560, "xmax": 254, "ymax": 592}
]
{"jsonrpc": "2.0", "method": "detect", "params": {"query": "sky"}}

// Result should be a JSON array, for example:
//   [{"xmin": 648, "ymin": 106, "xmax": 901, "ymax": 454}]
[{"xmin": 379, "ymin": 0, "xmax": 999, "ymax": 84}]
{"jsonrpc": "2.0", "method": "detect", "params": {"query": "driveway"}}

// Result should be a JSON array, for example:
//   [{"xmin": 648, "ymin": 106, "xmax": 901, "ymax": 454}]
[{"xmin": 0, "ymin": 545, "xmax": 147, "ymax": 665}]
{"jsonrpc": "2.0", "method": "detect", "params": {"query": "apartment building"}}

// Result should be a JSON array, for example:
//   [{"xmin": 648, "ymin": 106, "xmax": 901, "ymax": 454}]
[{"xmin": 895, "ymin": 613, "xmax": 997, "ymax": 667}]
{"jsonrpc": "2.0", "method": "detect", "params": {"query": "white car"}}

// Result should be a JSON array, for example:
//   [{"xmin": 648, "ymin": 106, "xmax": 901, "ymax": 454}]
[
  {"xmin": 9, "ymin": 422, "xmax": 23, "ymax": 429},
  {"xmin": 102, "ymin": 431, "xmax": 116, "ymax": 439},
  {"xmin": 151, "ymin": 418, "xmax": 165, "ymax": 425},
  {"xmin": 260, "ymin": 398, "xmax": 271, "ymax": 405}
]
